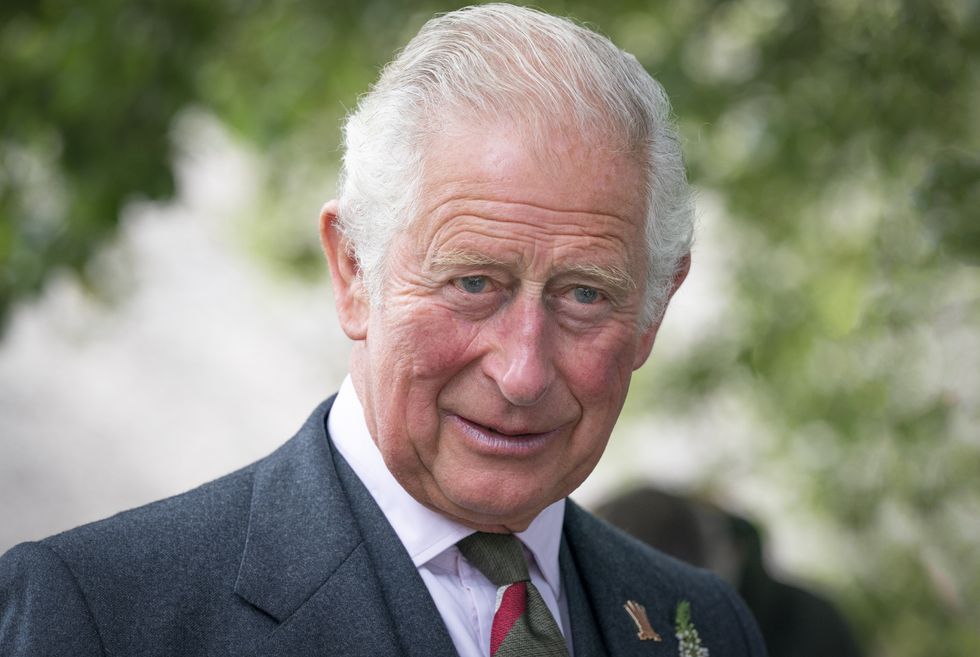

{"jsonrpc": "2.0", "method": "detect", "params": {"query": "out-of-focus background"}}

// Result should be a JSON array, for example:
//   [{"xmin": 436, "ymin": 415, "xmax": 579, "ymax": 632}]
[{"xmin": 1, "ymin": 0, "xmax": 977, "ymax": 654}]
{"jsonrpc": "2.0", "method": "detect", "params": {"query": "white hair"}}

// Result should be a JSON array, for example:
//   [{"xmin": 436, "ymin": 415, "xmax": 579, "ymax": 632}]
[{"xmin": 337, "ymin": 3, "xmax": 693, "ymax": 324}]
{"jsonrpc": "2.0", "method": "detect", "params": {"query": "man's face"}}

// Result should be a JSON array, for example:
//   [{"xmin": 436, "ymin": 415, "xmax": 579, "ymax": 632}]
[{"xmin": 330, "ymin": 125, "xmax": 667, "ymax": 532}]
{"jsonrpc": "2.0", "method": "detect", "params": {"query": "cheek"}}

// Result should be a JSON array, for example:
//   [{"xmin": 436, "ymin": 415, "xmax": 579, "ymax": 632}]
[
  {"xmin": 562, "ymin": 334, "xmax": 638, "ymax": 406},
  {"xmin": 392, "ymin": 305, "xmax": 484, "ymax": 378},
  {"xmin": 370, "ymin": 304, "xmax": 485, "ymax": 432}
]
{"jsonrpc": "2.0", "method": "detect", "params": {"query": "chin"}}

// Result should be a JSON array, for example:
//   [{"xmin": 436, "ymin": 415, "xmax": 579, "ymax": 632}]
[{"xmin": 439, "ymin": 474, "xmax": 566, "ymax": 529}]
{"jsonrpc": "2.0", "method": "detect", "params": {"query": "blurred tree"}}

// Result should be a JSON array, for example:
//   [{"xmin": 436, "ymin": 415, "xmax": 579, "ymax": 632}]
[
  {"xmin": 1, "ymin": 0, "xmax": 978, "ymax": 654},
  {"xmin": 1, "ymin": 0, "xmax": 229, "ymax": 321}
]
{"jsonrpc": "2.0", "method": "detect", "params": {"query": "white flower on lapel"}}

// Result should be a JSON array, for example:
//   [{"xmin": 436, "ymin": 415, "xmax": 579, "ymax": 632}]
[{"xmin": 675, "ymin": 600, "xmax": 709, "ymax": 657}]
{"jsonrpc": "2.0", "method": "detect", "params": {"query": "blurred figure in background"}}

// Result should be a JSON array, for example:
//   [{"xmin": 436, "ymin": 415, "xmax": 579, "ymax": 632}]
[{"xmin": 596, "ymin": 487, "xmax": 863, "ymax": 657}]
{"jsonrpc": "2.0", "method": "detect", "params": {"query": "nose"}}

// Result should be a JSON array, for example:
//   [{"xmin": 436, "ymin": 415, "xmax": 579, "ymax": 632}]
[{"xmin": 483, "ymin": 294, "xmax": 556, "ymax": 407}]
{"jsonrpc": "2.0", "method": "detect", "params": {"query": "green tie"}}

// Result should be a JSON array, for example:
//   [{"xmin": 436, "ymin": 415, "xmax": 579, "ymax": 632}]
[{"xmin": 457, "ymin": 532, "xmax": 569, "ymax": 657}]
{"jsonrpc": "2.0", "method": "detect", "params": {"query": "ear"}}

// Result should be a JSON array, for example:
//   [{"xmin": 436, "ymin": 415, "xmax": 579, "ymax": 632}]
[
  {"xmin": 320, "ymin": 200, "xmax": 369, "ymax": 340},
  {"xmin": 632, "ymin": 252, "xmax": 691, "ymax": 370}
]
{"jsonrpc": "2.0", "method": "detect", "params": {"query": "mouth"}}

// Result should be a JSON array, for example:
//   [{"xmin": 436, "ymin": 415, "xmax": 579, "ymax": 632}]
[{"xmin": 448, "ymin": 414, "xmax": 562, "ymax": 455}]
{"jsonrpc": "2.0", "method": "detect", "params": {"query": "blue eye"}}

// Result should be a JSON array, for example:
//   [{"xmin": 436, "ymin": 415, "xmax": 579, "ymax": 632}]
[
  {"xmin": 573, "ymin": 286, "xmax": 599, "ymax": 304},
  {"xmin": 457, "ymin": 276, "xmax": 487, "ymax": 293}
]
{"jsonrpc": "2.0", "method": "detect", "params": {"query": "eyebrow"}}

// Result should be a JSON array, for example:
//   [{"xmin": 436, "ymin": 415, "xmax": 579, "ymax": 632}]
[
  {"xmin": 429, "ymin": 250, "xmax": 637, "ymax": 292},
  {"xmin": 563, "ymin": 263, "xmax": 637, "ymax": 292},
  {"xmin": 429, "ymin": 251, "xmax": 509, "ymax": 269}
]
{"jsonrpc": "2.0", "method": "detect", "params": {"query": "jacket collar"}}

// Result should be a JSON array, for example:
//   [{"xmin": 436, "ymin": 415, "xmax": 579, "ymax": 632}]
[
  {"xmin": 233, "ymin": 396, "xmax": 356, "ymax": 622},
  {"xmin": 233, "ymin": 396, "xmax": 456, "ymax": 657}
]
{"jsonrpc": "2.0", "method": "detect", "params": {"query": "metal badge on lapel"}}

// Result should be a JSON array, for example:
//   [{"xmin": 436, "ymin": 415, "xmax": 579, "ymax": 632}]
[{"xmin": 623, "ymin": 600, "xmax": 663, "ymax": 641}]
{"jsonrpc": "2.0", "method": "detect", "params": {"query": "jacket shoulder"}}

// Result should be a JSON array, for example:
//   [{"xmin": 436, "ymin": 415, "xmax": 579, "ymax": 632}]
[
  {"xmin": 0, "ymin": 541, "xmax": 107, "ymax": 656},
  {"xmin": 0, "ymin": 467, "xmax": 257, "ymax": 656},
  {"xmin": 44, "ymin": 459, "xmax": 257, "ymax": 575}
]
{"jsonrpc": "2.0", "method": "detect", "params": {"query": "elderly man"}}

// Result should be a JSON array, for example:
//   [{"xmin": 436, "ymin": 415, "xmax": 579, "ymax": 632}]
[{"xmin": 0, "ymin": 4, "xmax": 765, "ymax": 656}]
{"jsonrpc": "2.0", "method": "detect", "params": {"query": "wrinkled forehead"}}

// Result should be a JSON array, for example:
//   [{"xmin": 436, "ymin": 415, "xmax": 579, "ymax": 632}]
[{"xmin": 415, "ymin": 114, "xmax": 648, "ymax": 223}]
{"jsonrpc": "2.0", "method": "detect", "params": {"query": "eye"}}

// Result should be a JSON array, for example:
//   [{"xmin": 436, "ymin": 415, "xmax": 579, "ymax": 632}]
[
  {"xmin": 455, "ymin": 275, "xmax": 489, "ymax": 294},
  {"xmin": 551, "ymin": 284, "xmax": 613, "ymax": 325},
  {"xmin": 572, "ymin": 286, "xmax": 600, "ymax": 304}
]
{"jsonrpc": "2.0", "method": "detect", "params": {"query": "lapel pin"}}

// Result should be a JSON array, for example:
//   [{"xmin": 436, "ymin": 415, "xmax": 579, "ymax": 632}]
[{"xmin": 623, "ymin": 600, "xmax": 663, "ymax": 641}]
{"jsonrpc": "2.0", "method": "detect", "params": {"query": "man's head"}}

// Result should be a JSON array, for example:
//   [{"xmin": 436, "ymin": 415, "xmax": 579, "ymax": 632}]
[{"xmin": 321, "ymin": 3, "xmax": 692, "ymax": 532}]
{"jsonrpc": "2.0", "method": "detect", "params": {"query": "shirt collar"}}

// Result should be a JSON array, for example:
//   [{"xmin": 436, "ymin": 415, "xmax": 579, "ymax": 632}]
[{"xmin": 327, "ymin": 375, "xmax": 566, "ymax": 598}]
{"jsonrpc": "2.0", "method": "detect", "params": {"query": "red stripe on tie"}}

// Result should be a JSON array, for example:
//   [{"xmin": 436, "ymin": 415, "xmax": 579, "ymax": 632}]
[{"xmin": 490, "ymin": 581, "xmax": 527, "ymax": 655}]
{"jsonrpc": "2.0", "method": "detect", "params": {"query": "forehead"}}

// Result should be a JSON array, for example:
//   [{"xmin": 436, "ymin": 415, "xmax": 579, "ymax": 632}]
[
  {"xmin": 421, "ymin": 121, "xmax": 645, "ymax": 218},
  {"xmin": 411, "ymin": 123, "xmax": 648, "ymax": 269}
]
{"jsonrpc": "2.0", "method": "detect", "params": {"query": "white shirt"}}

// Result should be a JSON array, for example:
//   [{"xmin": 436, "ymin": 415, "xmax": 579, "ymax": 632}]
[{"xmin": 328, "ymin": 376, "xmax": 572, "ymax": 657}]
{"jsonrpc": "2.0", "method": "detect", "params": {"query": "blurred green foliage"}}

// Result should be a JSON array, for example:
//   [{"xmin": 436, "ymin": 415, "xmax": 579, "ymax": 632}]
[{"xmin": 2, "ymin": 0, "xmax": 978, "ymax": 654}]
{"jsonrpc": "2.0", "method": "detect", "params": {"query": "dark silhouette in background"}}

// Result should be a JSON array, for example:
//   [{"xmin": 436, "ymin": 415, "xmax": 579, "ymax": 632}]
[{"xmin": 596, "ymin": 488, "xmax": 864, "ymax": 657}]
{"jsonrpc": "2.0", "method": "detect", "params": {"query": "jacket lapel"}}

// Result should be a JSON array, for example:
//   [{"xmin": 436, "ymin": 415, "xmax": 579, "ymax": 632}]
[
  {"xmin": 233, "ymin": 397, "xmax": 423, "ymax": 657},
  {"xmin": 333, "ymin": 443, "xmax": 460, "ymax": 657},
  {"xmin": 561, "ymin": 536, "xmax": 609, "ymax": 657},
  {"xmin": 563, "ymin": 500, "xmax": 678, "ymax": 657}
]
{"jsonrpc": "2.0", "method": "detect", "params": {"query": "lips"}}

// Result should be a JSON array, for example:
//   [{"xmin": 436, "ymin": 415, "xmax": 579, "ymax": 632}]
[
  {"xmin": 448, "ymin": 414, "xmax": 564, "ymax": 456},
  {"xmin": 468, "ymin": 418, "xmax": 546, "ymax": 438}
]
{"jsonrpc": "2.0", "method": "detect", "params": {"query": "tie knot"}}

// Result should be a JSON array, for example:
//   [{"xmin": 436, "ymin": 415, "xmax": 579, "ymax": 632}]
[{"xmin": 457, "ymin": 532, "xmax": 530, "ymax": 586}]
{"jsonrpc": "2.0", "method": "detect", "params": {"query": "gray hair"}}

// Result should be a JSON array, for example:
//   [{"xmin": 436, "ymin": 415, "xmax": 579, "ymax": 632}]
[{"xmin": 337, "ymin": 3, "xmax": 693, "ymax": 324}]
